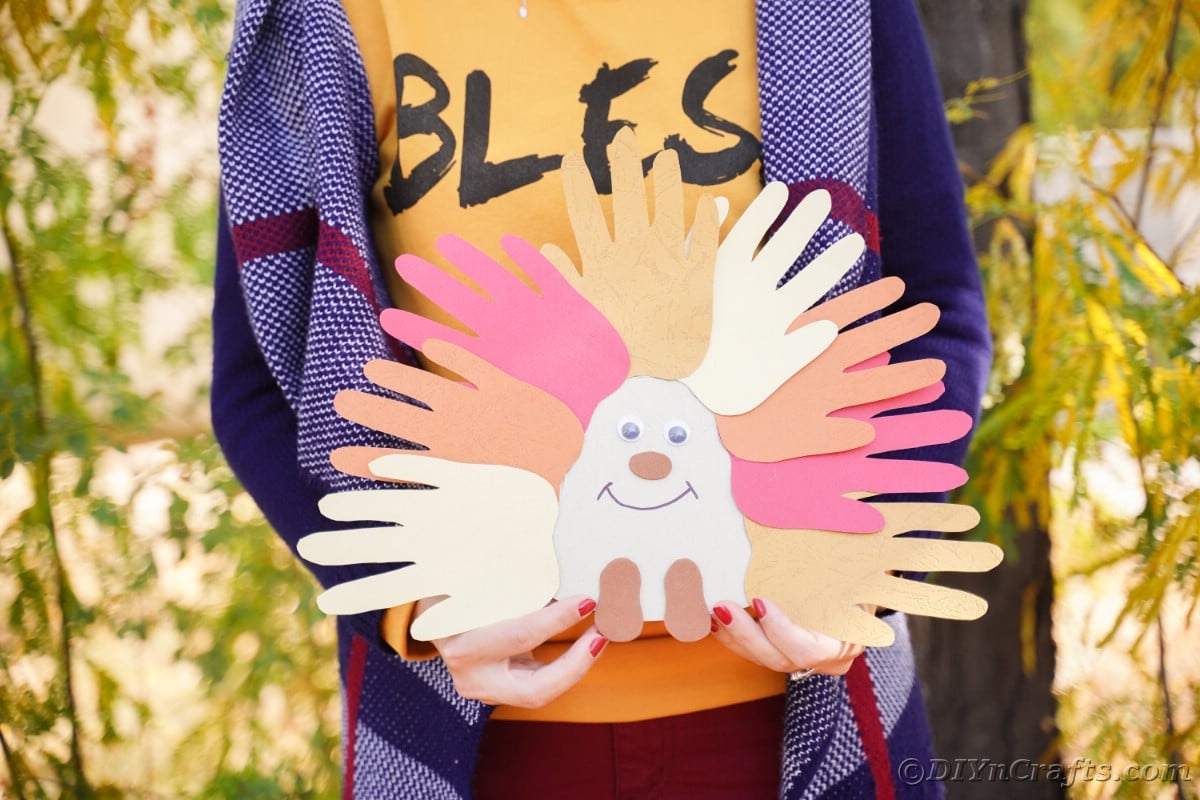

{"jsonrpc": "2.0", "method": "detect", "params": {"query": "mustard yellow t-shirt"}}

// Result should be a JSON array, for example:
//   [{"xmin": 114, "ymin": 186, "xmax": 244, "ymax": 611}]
[{"xmin": 344, "ymin": 0, "xmax": 785, "ymax": 722}]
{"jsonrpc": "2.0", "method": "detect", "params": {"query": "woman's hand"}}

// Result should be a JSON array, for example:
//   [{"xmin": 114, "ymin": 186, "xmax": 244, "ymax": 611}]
[
  {"xmin": 421, "ymin": 594, "xmax": 608, "ymax": 708},
  {"xmin": 710, "ymin": 597, "xmax": 867, "ymax": 677}
]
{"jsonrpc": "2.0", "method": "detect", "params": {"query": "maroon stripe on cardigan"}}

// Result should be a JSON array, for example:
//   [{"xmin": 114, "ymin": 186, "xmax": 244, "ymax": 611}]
[
  {"xmin": 344, "ymin": 635, "xmax": 369, "ymax": 800},
  {"xmin": 230, "ymin": 210, "xmax": 380, "ymax": 311},
  {"xmin": 846, "ymin": 655, "xmax": 897, "ymax": 800},
  {"xmin": 231, "ymin": 207, "xmax": 319, "ymax": 266},
  {"xmin": 786, "ymin": 179, "xmax": 882, "ymax": 254},
  {"xmin": 318, "ymin": 220, "xmax": 379, "ymax": 310}
]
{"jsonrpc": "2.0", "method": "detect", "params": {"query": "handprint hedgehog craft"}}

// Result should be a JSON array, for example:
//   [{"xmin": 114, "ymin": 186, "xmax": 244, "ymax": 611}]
[{"xmin": 298, "ymin": 127, "xmax": 1003, "ymax": 648}]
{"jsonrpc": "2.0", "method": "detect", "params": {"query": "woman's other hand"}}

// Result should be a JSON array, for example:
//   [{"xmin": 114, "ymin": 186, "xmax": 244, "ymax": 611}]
[
  {"xmin": 421, "ymin": 595, "xmax": 608, "ymax": 708},
  {"xmin": 710, "ymin": 597, "xmax": 867, "ymax": 676}
]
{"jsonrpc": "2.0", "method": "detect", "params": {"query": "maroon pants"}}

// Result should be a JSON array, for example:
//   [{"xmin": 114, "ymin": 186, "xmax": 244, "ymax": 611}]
[{"xmin": 474, "ymin": 695, "xmax": 785, "ymax": 799}]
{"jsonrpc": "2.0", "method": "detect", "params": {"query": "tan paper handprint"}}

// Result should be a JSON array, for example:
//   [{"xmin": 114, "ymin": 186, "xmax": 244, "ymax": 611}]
[
  {"xmin": 744, "ymin": 502, "xmax": 1003, "ymax": 647},
  {"xmin": 540, "ymin": 126, "xmax": 720, "ymax": 379}
]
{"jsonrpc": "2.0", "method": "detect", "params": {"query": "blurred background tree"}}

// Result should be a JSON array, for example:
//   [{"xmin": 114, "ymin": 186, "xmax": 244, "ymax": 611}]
[
  {"xmin": 1, "ymin": 0, "xmax": 1197, "ymax": 798},
  {"xmin": 916, "ymin": 1, "xmax": 1200, "ymax": 798},
  {"xmin": 0, "ymin": 1, "xmax": 341, "ymax": 796}
]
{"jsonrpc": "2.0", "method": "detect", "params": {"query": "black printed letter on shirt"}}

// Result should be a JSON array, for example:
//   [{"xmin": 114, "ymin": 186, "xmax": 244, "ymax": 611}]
[
  {"xmin": 384, "ymin": 54, "xmax": 456, "ymax": 214},
  {"xmin": 665, "ymin": 50, "xmax": 760, "ymax": 185},
  {"xmin": 460, "ymin": 70, "xmax": 563, "ymax": 208},
  {"xmin": 579, "ymin": 58, "xmax": 657, "ymax": 194}
]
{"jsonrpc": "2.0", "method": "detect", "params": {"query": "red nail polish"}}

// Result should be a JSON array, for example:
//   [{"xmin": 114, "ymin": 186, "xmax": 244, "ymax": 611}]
[
  {"xmin": 710, "ymin": 617, "xmax": 719, "ymax": 633},
  {"xmin": 752, "ymin": 598, "xmax": 767, "ymax": 619},
  {"xmin": 713, "ymin": 605, "xmax": 733, "ymax": 626},
  {"xmin": 589, "ymin": 636, "xmax": 608, "ymax": 658},
  {"xmin": 578, "ymin": 598, "xmax": 597, "ymax": 616}
]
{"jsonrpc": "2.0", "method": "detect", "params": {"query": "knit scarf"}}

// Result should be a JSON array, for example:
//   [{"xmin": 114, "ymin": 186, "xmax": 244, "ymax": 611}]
[{"xmin": 218, "ymin": 1, "xmax": 932, "ymax": 797}]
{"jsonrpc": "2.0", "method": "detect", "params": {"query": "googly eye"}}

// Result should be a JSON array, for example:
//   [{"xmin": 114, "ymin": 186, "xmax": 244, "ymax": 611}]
[
  {"xmin": 617, "ymin": 416, "xmax": 643, "ymax": 442},
  {"xmin": 664, "ymin": 421, "xmax": 690, "ymax": 446}
]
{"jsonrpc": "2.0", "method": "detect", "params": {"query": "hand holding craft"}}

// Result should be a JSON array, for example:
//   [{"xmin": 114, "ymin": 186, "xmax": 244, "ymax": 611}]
[
  {"xmin": 416, "ymin": 594, "xmax": 609, "ymax": 709},
  {"xmin": 709, "ymin": 597, "xmax": 867, "ymax": 677}
]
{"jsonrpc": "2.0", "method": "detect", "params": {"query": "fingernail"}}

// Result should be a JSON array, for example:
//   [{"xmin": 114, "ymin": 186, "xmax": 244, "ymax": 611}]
[
  {"xmin": 710, "ymin": 616, "xmax": 718, "ymax": 633},
  {"xmin": 752, "ymin": 598, "xmax": 766, "ymax": 619},
  {"xmin": 713, "ymin": 605, "xmax": 733, "ymax": 626},
  {"xmin": 589, "ymin": 636, "xmax": 608, "ymax": 658},
  {"xmin": 578, "ymin": 598, "xmax": 597, "ymax": 617}
]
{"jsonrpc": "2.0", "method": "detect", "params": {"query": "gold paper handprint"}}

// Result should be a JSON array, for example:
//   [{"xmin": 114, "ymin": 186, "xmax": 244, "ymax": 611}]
[{"xmin": 540, "ymin": 127, "xmax": 720, "ymax": 378}]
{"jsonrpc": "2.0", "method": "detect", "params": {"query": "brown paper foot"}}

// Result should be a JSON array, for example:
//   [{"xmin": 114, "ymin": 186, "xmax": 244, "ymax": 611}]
[
  {"xmin": 597, "ymin": 558, "xmax": 644, "ymax": 642},
  {"xmin": 663, "ymin": 558, "xmax": 709, "ymax": 642}
]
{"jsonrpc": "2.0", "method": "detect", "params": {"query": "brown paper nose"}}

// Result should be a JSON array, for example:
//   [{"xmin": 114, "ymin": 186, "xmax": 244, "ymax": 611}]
[{"xmin": 629, "ymin": 451, "xmax": 672, "ymax": 480}]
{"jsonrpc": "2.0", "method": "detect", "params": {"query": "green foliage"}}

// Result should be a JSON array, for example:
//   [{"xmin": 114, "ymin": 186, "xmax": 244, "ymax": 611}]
[
  {"xmin": 963, "ymin": 0, "xmax": 1200, "ymax": 787},
  {"xmin": 0, "ymin": 1, "xmax": 339, "ymax": 796}
]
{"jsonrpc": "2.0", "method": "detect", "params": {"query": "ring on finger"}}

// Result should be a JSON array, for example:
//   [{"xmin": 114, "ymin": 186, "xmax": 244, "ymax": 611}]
[{"xmin": 789, "ymin": 667, "xmax": 817, "ymax": 682}]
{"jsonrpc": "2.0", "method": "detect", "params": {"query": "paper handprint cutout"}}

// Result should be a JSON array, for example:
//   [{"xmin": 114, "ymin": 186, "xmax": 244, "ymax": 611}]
[
  {"xmin": 299, "ymin": 127, "xmax": 1003, "ymax": 645},
  {"xmin": 299, "ymin": 455, "xmax": 559, "ymax": 641}
]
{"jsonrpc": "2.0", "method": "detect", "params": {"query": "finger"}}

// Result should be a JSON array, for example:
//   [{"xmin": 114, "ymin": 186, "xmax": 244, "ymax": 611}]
[
  {"xmin": 317, "ymin": 489, "xmax": 419, "ymax": 523},
  {"xmin": 299, "ymin": 524, "xmax": 431, "ymax": 565},
  {"xmin": 842, "ymin": 379, "xmax": 945, "ymax": 418},
  {"xmin": 720, "ymin": 181, "xmax": 789, "ymax": 265},
  {"xmin": 316, "ymin": 565, "xmax": 443, "ymax": 615},
  {"xmin": 436, "ymin": 233, "xmax": 529, "ymax": 305},
  {"xmin": 361, "ymin": 358, "xmax": 446, "ymax": 400},
  {"xmin": 412, "ymin": 593, "xmax": 549, "ymax": 642},
  {"xmin": 787, "ymin": 276, "xmax": 906, "ymax": 333},
  {"xmin": 708, "ymin": 615, "xmax": 760, "ymax": 663},
  {"xmin": 393, "ymin": 254, "xmax": 494, "ymax": 331},
  {"xmin": 854, "ymin": 457, "xmax": 968, "ymax": 496},
  {"xmin": 880, "ymin": 538, "xmax": 1004, "ymax": 574},
  {"xmin": 834, "ymin": 303, "xmax": 940, "ymax": 366},
  {"xmin": 863, "ymin": 575, "xmax": 990, "ymax": 620},
  {"xmin": 330, "ymin": 445, "xmax": 412, "ymax": 481},
  {"xmin": 685, "ymin": 193, "xmax": 720, "ymax": 269},
  {"xmin": 609, "ymin": 127, "xmax": 650, "ymax": 241},
  {"xmin": 775, "ymin": 233, "xmax": 864, "ymax": 321},
  {"xmin": 317, "ymin": 482, "xmax": 463, "ymax": 529},
  {"xmin": 711, "ymin": 603, "xmax": 793, "ymax": 672},
  {"xmin": 366, "ymin": 452, "xmax": 481, "ymax": 487},
  {"xmin": 721, "ymin": 415, "xmax": 876, "ymax": 461},
  {"xmin": 649, "ymin": 147, "xmax": 684, "ymax": 243},
  {"xmin": 379, "ymin": 308, "xmax": 476, "ymax": 352},
  {"xmin": 756, "ymin": 188, "xmax": 831, "ymax": 278},
  {"xmin": 864, "ymin": 410, "xmax": 973, "ymax": 455},
  {"xmin": 334, "ymin": 389, "xmax": 435, "ymax": 442},
  {"xmin": 501, "ymin": 624, "xmax": 609, "ymax": 709},
  {"xmin": 775, "ymin": 317, "xmax": 839, "ymax": 379},
  {"xmin": 419, "ymin": 339, "xmax": 508, "ymax": 393},
  {"xmin": 714, "ymin": 195, "xmax": 730, "ymax": 227},
  {"xmin": 539, "ymin": 242, "xmax": 584, "ymax": 288},
  {"xmin": 837, "ymin": 360, "xmax": 946, "ymax": 411},
  {"xmin": 792, "ymin": 604, "xmax": 897, "ymax": 648},
  {"xmin": 501, "ymin": 234, "xmax": 578, "ymax": 300},
  {"xmin": 752, "ymin": 598, "xmax": 858, "ymax": 668},
  {"xmin": 560, "ymin": 150, "xmax": 613, "ymax": 256},
  {"xmin": 439, "ymin": 595, "xmax": 598, "ymax": 663},
  {"xmin": 872, "ymin": 502, "xmax": 981, "ymax": 536}
]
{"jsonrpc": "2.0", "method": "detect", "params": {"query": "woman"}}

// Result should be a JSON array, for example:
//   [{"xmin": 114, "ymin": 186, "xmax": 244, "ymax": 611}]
[{"xmin": 212, "ymin": 1, "xmax": 990, "ymax": 796}]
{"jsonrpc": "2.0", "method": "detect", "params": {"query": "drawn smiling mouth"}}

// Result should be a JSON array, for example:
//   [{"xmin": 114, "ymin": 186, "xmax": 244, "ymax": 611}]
[{"xmin": 597, "ymin": 482, "xmax": 699, "ymax": 511}]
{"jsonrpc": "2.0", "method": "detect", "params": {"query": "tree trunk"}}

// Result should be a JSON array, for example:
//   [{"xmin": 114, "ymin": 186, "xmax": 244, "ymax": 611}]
[{"xmin": 909, "ymin": 4, "xmax": 1062, "ymax": 798}]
